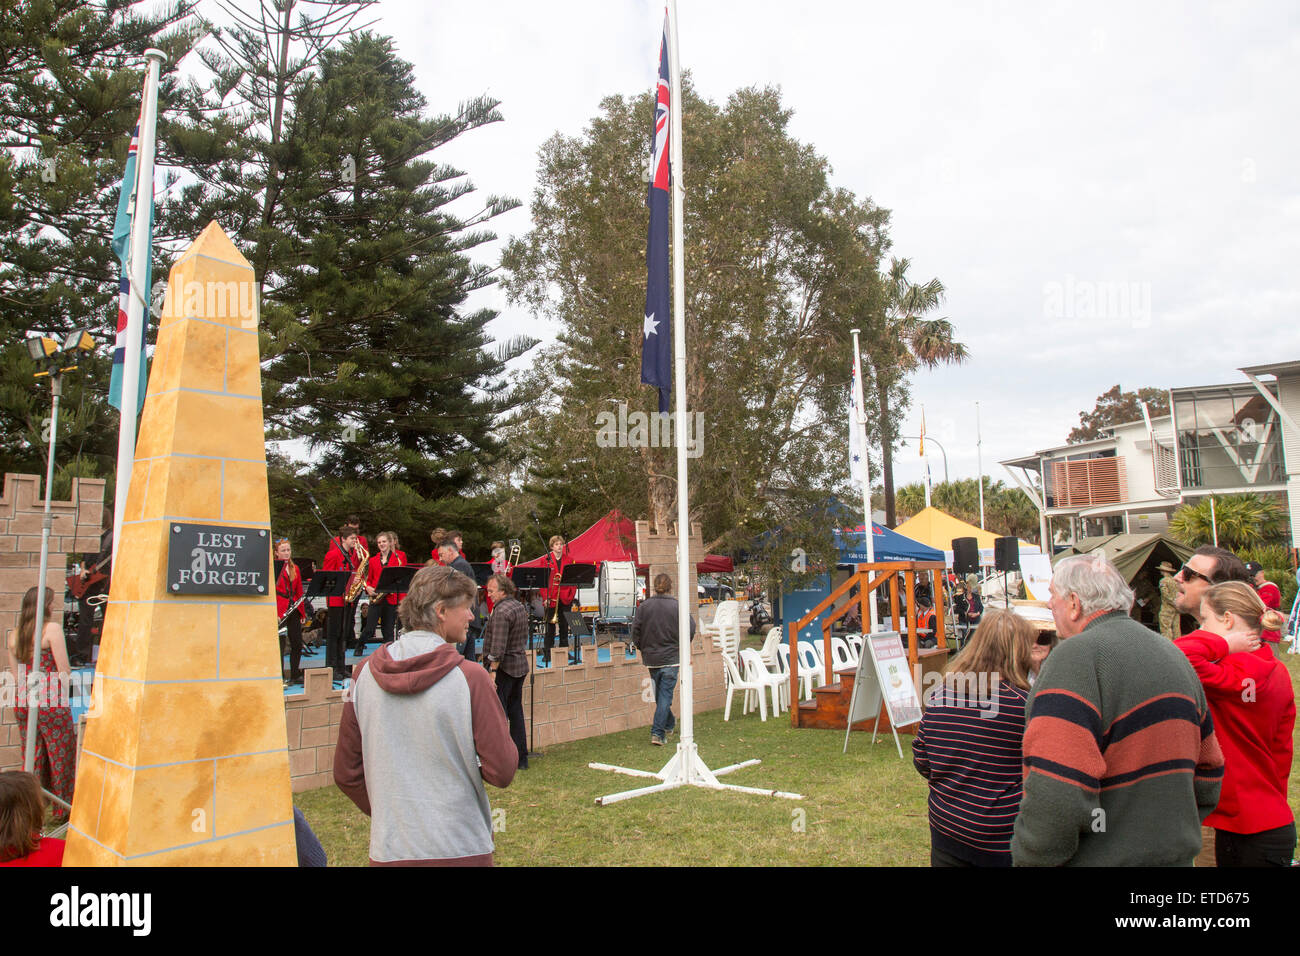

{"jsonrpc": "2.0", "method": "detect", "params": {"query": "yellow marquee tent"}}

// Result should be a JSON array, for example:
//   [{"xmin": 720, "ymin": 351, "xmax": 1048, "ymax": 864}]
[{"xmin": 893, "ymin": 506, "xmax": 998, "ymax": 551}]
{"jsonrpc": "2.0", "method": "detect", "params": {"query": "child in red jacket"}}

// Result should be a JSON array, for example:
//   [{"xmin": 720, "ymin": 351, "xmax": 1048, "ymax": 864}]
[
  {"xmin": 0, "ymin": 771, "xmax": 64, "ymax": 867},
  {"xmin": 1176, "ymin": 581, "xmax": 1295, "ymax": 867}
]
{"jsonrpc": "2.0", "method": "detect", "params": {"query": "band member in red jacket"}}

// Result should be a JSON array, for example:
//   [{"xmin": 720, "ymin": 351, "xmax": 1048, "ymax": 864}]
[
  {"xmin": 359, "ymin": 531, "xmax": 406, "ymax": 653},
  {"xmin": 346, "ymin": 513, "xmax": 370, "ymax": 556},
  {"xmin": 540, "ymin": 535, "xmax": 578, "ymax": 663},
  {"xmin": 275, "ymin": 537, "xmax": 308, "ymax": 684},
  {"xmin": 428, "ymin": 527, "xmax": 447, "ymax": 566},
  {"xmin": 1245, "ymin": 561, "xmax": 1284, "ymax": 651},
  {"xmin": 323, "ymin": 526, "xmax": 363, "ymax": 681}
]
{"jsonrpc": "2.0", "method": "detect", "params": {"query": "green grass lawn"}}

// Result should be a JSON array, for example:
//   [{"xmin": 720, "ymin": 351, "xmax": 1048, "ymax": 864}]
[{"xmin": 296, "ymin": 650, "xmax": 1300, "ymax": 866}]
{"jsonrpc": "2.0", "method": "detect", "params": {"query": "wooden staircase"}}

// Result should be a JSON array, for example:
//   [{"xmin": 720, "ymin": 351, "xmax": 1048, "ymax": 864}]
[{"xmin": 793, "ymin": 646, "xmax": 951, "ymax": 733}]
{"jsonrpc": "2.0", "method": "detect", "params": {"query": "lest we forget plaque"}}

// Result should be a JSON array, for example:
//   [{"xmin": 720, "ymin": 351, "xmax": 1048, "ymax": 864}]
[{"xmin": 166, "ymin": 522, "xmax": 271, "ymax": 595}]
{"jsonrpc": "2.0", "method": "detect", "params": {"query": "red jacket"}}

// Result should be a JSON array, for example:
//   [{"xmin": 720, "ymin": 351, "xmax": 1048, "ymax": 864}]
[
  {"xmin": 0, "ymin": 836, "xmax": 64, "ymax": 867},
  {"xmin": 276, "ymin": 561, "xmax": 306, "ymax": 621},
  {"xmin": 323, "ymin": 539, "xmax": 363, "ymax": 608},
  {"xmin": 1175, "ymin": 629, "xmax": 1295, "ymax": 834},
  {"xmin": 539, "ymin": 550, "xmax": 576, "ymax": 606},
  {"xmin": 1257, "ymin": 580, "xmax": 1282, "ymax": 644},
  {"xmin": 366, "ymin": 550, "xmax": 408, "ymax": 606}
]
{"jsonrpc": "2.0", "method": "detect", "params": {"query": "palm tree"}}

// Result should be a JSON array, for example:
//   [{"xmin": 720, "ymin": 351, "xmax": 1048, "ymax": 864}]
[
  {"xmin": 861, "ymin": 257, "xmax": 969, "ymax": 525},
  {"xmin": 1169, "ymin": 493, "xmax": 1287, "ymax": 551}
]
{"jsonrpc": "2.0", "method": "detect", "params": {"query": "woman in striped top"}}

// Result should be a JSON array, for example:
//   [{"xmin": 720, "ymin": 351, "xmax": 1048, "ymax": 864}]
[{"xmin": 912, "ymin": 610, "xmax": 1040, "ymax": 866}]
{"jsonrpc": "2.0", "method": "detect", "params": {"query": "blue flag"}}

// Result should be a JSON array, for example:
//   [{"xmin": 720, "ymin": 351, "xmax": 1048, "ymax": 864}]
[
  {"xmin": 640, "ymin": 15, "xmax": 672, "ymax": 414},
  {"xmin": 108, "ymin": 113, "xmax": 152, "ymax": 415}
]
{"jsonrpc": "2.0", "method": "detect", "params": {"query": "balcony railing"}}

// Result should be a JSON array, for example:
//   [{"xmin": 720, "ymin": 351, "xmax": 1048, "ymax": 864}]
[{"xmin": 1046, "ymin": 456, "xmax": 1127, "ymax": 508}]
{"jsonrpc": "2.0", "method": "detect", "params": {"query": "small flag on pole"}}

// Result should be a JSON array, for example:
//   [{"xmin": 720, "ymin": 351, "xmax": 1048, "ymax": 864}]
[
  {"xmin": 848, "ymin": 364, "xmax": 866, "ymax": 490},
  {"xmin": 108, "ymin": 111, "xmax": 153, "ymax": 415},
  {"xmin": 640, "ymin": 13, "xmax": 672, "ymax": 414}
]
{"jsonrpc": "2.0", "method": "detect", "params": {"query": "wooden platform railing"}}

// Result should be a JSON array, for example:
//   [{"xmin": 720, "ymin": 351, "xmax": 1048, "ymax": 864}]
[{"xmin": 787, "ymin": 560, "xmax": 948, "ymax": 727}]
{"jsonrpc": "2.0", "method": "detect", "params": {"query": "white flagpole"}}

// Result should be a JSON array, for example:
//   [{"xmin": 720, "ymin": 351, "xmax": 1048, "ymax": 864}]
[
  {"xmin": 851, "ymin": 329, "xmax": 878, "ymax": 631},
  {"xmin": 112, "ymin": 48, "xmax": 166, "ymax": 563},
  {"xmin": 668, "ymin": 0, "xmax": 695, "ymax": 758},
  {"xmin": 591, "ymin": 3, "xmax": 800, "ymax": 804},
  {"xmin": 976, "ymin": 401, "xmax": 985, "ymax": 530}
]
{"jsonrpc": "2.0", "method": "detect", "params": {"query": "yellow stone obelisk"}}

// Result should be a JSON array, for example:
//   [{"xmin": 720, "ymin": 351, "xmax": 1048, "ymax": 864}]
[{"xmin": 65, "ymin": 223, "xmax": 295, "ymax": 865}]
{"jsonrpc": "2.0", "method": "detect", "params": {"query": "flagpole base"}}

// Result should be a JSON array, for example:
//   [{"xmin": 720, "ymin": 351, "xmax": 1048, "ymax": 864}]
[{"xmin": 591, "ymin": 741, "xmax": 803, "ymax": 805}]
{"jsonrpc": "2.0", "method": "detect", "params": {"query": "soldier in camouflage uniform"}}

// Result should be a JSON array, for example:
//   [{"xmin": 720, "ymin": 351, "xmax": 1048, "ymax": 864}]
[{"xmin": 1156, "ymin": 560, "xmax": 1181, "ymax": 641}]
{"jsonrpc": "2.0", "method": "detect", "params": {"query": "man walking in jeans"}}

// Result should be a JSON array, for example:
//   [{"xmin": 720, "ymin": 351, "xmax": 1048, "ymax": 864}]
[{"xmin": 631, "ymin": 573, "xmax": 696, "ymax": 746}]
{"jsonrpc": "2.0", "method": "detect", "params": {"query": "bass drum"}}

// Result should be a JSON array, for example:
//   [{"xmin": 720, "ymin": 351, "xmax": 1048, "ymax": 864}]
[{"xmin": 600, "ymin": 561, "xmax": 639, "ymax": 622}]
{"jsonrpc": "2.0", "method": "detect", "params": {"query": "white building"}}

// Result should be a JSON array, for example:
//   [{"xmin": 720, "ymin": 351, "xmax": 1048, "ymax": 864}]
[{"xmin": 1001, "ymin": 362, "xmax": 1297, "ymax": 550}]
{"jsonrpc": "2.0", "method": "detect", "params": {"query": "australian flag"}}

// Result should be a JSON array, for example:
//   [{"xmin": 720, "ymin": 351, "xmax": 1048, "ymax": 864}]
[
  {"xmin": 108, "ymin": 111, "xmax": 152, "ymax": 415},
  {"xmin": 640, "ymin": 14, "xmax": 671, "ymax": 414}
]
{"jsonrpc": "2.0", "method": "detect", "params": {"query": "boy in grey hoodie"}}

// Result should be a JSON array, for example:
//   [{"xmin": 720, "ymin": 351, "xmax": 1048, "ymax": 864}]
[{"xmin": 335, "ymin": 565, "xmax": 516, "ymax": 865}]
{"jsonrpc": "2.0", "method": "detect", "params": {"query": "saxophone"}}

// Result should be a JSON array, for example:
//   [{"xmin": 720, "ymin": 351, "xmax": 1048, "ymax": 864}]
[{"xmin": 345, "ymin": 540, "xmax": 369, "ymax": 603}]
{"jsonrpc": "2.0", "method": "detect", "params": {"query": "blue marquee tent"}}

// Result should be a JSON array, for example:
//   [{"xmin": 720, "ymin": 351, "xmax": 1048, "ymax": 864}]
[
  {"xmin": 833, "ymin": 523, "xmax": 943, "ymax": 564},
  {"xmin": 777, "ymin": 523, "xmax": 942, "ymax": 644}
]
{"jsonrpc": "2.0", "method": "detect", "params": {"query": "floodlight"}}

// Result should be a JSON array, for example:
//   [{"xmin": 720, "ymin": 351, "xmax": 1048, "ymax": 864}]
[
  {"xmin": 63, "ymin": 329, "xmax": 95, "ymax": 353},
  {"xmin": 26, "ymin": 336, "xmax": 58, "ymax": 361}
]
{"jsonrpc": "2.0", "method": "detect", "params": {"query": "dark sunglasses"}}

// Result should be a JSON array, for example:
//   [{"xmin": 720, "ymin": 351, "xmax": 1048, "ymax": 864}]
[{"xmin": 1176, "ymin": 564, "xmax": 1213, "ymax": 585}]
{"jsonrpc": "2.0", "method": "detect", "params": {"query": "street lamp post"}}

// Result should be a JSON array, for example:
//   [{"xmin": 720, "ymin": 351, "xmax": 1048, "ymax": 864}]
[
  {"xmin": 903, "ymin": 434, "xmax": 949, "ymax": 485},
  {"xmin": 21, "ymin": 331, "xmax": 95, "ymax": 801}
]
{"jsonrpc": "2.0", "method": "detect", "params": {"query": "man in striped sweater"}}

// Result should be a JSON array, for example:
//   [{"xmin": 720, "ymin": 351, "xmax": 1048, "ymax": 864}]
[{"xmin": 1011, "ymin": 554, "xmax": 1224, "ymax": 866}]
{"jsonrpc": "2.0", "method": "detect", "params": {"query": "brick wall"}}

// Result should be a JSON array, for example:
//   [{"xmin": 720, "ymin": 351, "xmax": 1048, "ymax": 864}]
[
  {"xmin": 5, "ymin": 520, "xmax": 730, "ymax": 791},
  {"xmin": 284, "ymin": 670, "xmax": 347, "ymax": 792},
  {"xmin": 284, "ymin": 623, "xmax": 730, "ymax": 793},
  {"xmin": 0, "ymin": 472, "xmax": 105, "ymax": 773}
]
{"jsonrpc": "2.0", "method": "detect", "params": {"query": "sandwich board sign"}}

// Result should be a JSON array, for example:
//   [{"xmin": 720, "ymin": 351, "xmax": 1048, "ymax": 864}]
[{"xmin": 843, "ymin": 631, "xmax": 922, "ymax": 759}]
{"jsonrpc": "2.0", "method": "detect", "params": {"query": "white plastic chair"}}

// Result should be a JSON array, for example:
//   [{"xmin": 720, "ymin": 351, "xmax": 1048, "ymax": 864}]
[
  {"xmin": 829, "ymin": 636, "xmax": 856, "ymax": 672},
  {"xmin": 713, "ymin": 626, "xmax": 741, "ymax": 667},
  {"xmin": 779, "ymin": 642, "xmax": 820, "ymax": 701},
  {"xmin": 772, "ymin": 643, "xmax": 793, "ymax": 708},
  {"xmin": 798, "ymin": 641, "xmax": 828, "ymax": 696},
  {"xmin": 846, "ymin": 633, "xmax": 864, "ymax": 661},
  {"xmin": 776, "ymin": 644, "xmax": 801, "ymax": 701},
  {"xmin": 740, "ymin": 648, "xmax": 783, "ymax": 717},
  {"xmin": 704, "ymin": 600, "xmax": 741, "ymax": 641},
  {"xmin": 722, "ymin": 648, "xmax": 768, "ymax": 721},
  {"xmin": 759, "ymin": 626, "xmax": 783, "ymax": 667}
]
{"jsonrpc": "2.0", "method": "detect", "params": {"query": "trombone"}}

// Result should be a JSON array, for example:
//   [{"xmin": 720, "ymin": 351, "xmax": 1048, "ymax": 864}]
[{"xmin": 549, "ymin": 563, "xmax": 562, "ymax": 626}]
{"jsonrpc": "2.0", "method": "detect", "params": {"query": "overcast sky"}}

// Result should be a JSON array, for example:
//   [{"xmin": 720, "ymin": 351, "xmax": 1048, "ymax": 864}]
[{"xmin": 294, "ymin": 0, "xmax": 1300, "ymax": 491}]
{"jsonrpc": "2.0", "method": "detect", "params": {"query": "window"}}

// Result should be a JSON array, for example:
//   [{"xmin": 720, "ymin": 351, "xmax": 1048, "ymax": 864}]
[{"xmin": 1173, "ymin": 386, "xmax": 1284, "ymax": 490}]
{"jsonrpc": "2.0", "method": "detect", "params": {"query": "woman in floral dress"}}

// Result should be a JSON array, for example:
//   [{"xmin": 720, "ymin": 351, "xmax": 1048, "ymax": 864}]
[{"xmin": 6, "ymin": 587, "xmax": 76, "ymax": 823}]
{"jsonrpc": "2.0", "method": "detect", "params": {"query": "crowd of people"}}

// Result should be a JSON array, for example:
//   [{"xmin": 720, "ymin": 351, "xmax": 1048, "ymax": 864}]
[
  {"xmin": 913, "ymin": 544, "xmax": 1295, "ymax": 867},
  {"xmin": 274, "ymin": 519, "xmax": 578, "ymax": 684},
  {"xmin": 5, "ymin": 516, "xmax": 1294, "ymax": 868}
]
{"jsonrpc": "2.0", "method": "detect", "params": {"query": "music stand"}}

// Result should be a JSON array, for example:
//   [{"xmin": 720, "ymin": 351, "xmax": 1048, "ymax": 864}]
[
  {"xmin": 559, "ymin": 563, "xmax": 597, "ymax": 588},
  {"xmin": 564, "ymin": 610, "xmax": 592, "ymax": 642},
  {"xmin": 510, "ymin": 566, "xmax": 550, "ymax": 590},
  {"xmin": 375, "ymin": 565, "xmax": 417, "ymax": 596},
  {"xmin": 307, "ymin": 570, "xmax": 350, "ymax": 601},
  {"xmin": 556, "ymin": 564, "xmax": 597, "ymax": 663},
  {"xmin": 470, "ymin": 562, "xmax": 493, "ymax": 586}
]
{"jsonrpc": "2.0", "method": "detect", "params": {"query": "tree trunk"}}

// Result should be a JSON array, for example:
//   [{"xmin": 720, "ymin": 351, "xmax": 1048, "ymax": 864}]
[
  {"xmin": 877, "ymin": 377, "xmax": 896, "ymax": 526},
  {"xmin": 644, "ymin": 444, "xmax": 675, "ymax": 534},
  {"xmin": 256, "ymin": 0, "xmax": 295, "ymax": 279}
]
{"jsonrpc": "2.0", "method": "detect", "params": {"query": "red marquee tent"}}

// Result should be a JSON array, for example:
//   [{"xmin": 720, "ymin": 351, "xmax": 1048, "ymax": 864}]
[{"xmin": 516, "ymin": 509, "xmax": 733, "ymax": 574}]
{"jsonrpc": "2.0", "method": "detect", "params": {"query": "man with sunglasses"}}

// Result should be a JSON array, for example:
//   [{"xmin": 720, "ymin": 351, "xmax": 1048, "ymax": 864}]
[{"xmin": 1173, "ymin": 546, "xmax": 1251, "ymax": 624}]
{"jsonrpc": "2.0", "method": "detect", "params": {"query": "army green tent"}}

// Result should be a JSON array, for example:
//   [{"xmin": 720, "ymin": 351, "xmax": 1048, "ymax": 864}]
[{"xmin": 1051, "ymin": 532, "xmax": 1194, "ymax": 583}]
